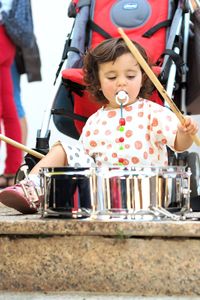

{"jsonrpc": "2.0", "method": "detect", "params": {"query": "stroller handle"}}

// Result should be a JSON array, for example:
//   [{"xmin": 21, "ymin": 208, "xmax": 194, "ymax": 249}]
[{"xmin": 118, "ymin": 28, "xmax": 200, "ymax": 147}]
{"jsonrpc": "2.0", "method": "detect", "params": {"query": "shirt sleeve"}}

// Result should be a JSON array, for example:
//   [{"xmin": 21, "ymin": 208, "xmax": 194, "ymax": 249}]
[{"xmin": 150, "ymin": 105, "xmax": 179, "ymax": 151}]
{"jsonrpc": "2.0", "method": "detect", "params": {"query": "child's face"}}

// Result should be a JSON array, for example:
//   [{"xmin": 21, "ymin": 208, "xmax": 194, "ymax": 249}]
[{"xmin": 98, "ymin": 53, "xmax": 143, "ymax": 108}]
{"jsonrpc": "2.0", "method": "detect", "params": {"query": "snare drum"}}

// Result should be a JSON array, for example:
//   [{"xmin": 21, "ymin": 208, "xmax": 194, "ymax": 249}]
[
  {"xmin": 92, "ymin": 166, "xmax": 191, "ymax": 219},
  {"xmin": 40, "ymin": 167, "xmax": 95, "ymax": 218}
]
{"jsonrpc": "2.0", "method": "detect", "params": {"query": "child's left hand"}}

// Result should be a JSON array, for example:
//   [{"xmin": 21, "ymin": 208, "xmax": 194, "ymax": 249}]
[{"xmin": 178, "ymin": 116, "xmax": 199, "ymax": 135}]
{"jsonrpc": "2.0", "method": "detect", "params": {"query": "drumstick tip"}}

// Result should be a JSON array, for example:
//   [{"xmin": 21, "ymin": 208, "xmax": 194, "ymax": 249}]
[{"xmin": 118, "ymin": 27, "xmax": 123, "ymax": 34}]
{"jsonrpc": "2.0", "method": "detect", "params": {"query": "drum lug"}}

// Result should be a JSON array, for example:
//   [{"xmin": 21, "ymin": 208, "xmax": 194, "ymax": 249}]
[{"xmin": 150, "ymin": 206, "xmax": 181, "ymax": 221}]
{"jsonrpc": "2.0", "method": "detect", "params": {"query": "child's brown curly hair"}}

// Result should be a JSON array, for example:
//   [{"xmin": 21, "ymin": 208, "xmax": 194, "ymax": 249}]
[{"xmin": 83, "ymin": 38, "xmax": 154, "ymax": 104}]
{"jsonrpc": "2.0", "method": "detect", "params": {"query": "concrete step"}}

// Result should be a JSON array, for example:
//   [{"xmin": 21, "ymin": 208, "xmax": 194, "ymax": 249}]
[{"xmin": 1, "ymin": 204, "xmax": 200, "ymax": 296}]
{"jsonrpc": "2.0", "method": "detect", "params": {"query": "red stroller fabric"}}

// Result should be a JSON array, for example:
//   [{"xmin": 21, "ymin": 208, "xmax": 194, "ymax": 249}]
[{"xmin": 89, "ymin": 0, "xmax": 169, "ymax": 64}]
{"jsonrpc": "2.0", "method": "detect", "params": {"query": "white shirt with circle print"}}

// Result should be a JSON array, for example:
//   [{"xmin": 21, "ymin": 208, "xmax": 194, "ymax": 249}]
[{"xmin": 80, "ymin": 98, "xmax": 179, "ymax": 167}]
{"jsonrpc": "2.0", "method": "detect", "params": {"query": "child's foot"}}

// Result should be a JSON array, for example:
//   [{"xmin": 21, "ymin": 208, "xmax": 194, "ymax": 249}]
[{"xmin": 0, "ymin": 179, "xmax": 42, "ymax": 214}]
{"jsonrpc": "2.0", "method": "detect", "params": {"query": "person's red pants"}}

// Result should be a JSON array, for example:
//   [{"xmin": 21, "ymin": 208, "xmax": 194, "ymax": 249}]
[{"xmin": 0, "ymin": 26, "xmax": 22, "ymax": 174}]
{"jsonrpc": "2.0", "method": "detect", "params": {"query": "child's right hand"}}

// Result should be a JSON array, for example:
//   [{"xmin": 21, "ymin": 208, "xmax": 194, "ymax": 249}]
[{"xmin": 177, "ymin": 116, "xmax": 199, "ymax": 136}]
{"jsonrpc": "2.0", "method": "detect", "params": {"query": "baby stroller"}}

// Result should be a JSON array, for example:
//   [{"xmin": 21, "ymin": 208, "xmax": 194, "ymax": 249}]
[{"xmin": 20, "ymin": 0, "xmax": 200, "ymax": 211}]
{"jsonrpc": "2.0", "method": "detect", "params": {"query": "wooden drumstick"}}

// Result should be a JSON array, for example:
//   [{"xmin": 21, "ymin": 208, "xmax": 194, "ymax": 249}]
[
  {"xmin": 0, "ymin": 134, "xmax": 45, "ymax": 159},
  {"xmin": 118, "ymin": 27, "xmax": 200, "ymax": 146}
]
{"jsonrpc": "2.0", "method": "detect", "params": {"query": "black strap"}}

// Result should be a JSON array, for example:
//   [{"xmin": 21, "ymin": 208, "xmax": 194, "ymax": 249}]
[
  {"xmin": 162, "ymin": 49, "xmax": 186, "ymax": 74},
  {"xmin": 143, "ymin": 20, "xmax": 172, "ymax": 38},
  {"xmin": 66, "ymin": 46, "xmax": 81, "ymax": 55},
  {"xmin": 88, "ymin": 20, "xmax": 112, "ymax": 39},
  {"xmin": 54, "ymin": 44, "xmax": 80, "ymax": 85},
  {"xmin": 89, "ymin": 19, "xmax": 171, "ymax": 41},
  {"xmin": 54, "ymin": 19, "xmax": 76, "ymax": 84},
  {"xmin": 51, "ymin": 108, "xmax": 88, "ymax": 123},
  {"xmin": 62, "ymin": 78, "xmax": 86, "ymax": 97},
  {"xmin": 161, "ymin": 6, "xmax": 183, "ymax": 70}
]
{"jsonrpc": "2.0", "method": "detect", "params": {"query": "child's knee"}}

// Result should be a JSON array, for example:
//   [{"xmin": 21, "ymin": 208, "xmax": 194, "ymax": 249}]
[{"xmin": 50, "ymin": 142, "xmax": 68, "ymax": 165}]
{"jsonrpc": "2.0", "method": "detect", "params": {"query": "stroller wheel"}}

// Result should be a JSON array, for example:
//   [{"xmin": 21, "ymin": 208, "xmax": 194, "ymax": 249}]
[{"xmin": 15, "ymin": 164, "xmax": 30, "ymax": 184}]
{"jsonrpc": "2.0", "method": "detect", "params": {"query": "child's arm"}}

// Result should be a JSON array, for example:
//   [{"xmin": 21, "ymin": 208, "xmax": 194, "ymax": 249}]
[{"xmin": 174, "ymin": 116, "xmax": 199, "ymax": 151}]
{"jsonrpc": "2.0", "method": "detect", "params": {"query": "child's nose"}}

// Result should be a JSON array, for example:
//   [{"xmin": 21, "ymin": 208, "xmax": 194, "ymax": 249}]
[{"xmin": 117, "ymin": 76, "xmax": 127, "ymax": 87}]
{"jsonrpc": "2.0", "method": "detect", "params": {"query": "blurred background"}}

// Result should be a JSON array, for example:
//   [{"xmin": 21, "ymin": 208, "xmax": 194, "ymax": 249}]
[
  {"xmin": 0, "ymin": 0, "xmax": 74, "ymax": 173},
  {"xmin": 24, "ymin": 0, "xmax": 73, "ymax": 147}
]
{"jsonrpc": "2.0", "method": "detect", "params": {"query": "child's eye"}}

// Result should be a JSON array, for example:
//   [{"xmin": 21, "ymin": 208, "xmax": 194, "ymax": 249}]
[
  {"xmin": 127, "ymin": 75, "xmax": 135, "ymax": 79},
  {"xmin": 107, "ymin": 77, "xmax": 116, "ymax": 80}
]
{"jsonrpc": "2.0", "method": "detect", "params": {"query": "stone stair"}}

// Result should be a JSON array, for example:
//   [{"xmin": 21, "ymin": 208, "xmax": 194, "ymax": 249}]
[{"xmin": 1, "ymin": 203, "xmax": 200, "ymax": 296}]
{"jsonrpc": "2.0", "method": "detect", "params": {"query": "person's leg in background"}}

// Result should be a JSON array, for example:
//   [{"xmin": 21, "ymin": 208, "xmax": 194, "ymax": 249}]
[
  {"xmin": 11, "ymin": 60, "xmax": 28, "ymax": 145},
  {"xmin": 0, "ymin": 26, "xmax": 22, "ymax": 187}
]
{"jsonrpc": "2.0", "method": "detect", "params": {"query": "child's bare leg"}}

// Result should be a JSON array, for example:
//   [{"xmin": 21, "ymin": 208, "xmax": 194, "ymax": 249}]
[{"xmin": 30, "ymin": 143, "xmax": 68, "ymax": 175}]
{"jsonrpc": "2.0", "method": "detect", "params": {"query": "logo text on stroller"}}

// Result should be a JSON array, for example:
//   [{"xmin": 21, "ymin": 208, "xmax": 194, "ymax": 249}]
[{"xmin": 123, "ymin": 3, "xmax": 138, "ymax": 10}]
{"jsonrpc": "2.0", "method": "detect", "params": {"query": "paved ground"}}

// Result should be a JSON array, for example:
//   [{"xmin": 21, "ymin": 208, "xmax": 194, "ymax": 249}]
[{"xmin": 0, "ymin": 293, "xmax": 200, "ymax": 300}]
